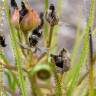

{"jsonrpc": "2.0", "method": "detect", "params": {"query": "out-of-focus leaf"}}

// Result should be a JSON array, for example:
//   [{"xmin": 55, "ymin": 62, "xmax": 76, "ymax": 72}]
[
  {"xmin": 57, "ymin": 0, "xmax": 62, "ymax": 16},
  {"xmin": 5, "ymin": 69, "xmax": 18, "ymax": 92},
  {"xmin": 4, "ymin": 0, "xmax": 27, "ymax": 96},
  {"xmin": 0, "ymin": 49, "xmax": 9, "ymax": 63},
  {"xmin": 65, "ymin": 0, "xmax": 95, "ymax": 95}
]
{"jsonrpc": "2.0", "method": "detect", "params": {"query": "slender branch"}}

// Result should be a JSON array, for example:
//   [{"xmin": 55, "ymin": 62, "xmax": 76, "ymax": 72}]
[
  {"xmin": 28, "ymin": 76, "xmax": 43, "ymax": 96},
  {"xmin": 77, "ymin": 52, "xmax": 96, "ymax": 87},
  {"xmin": 77, "ymin": 71, "xmax": 89, "ymax": 86},
  {"xmin": 0, "ymin": 62, "xmax": 3, "ymax": 96},
  {"xmin": 0, "ymin": 62, "xmax": 28, "ymax": 73},
  {"xmin": 89, "ymin": 29, "xmax": 93, "ymax": 65},
  {"xmin": 47, "ymin": 26, "xmax": 54, "ymax": 48},
  {"xmin": 89, "ymin": 28, "xmax": 94, "ymax": 96}
]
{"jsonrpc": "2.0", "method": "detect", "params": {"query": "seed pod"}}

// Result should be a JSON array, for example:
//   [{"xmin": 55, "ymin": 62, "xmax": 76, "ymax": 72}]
[
  {"xmin": 29, "ymin": 35, "xmax": 39, "ymax": 47},
  {"xmin": 32, "ymin": 12, "xmax": 44, "ymax": 37},
  {"xmin": 50, "ymin": 48, "xmax": 71, "ymax": 73},
  {"xmin": 19, "ymin": 1, "xmax": 40, "ymax": 33},
  {"xmin": 45, "ymin": 4, "xmax": 59, "ymax": 26},
  {"xmin": 28, "ymin": 12, "xmax": 44, "ymax": 47}
]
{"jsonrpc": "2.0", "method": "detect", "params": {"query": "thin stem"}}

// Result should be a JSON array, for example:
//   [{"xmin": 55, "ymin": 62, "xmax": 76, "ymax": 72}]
[
  {"xmin": 89, "ymin": 29, "xmax": 93, "ymax": 64},
  {"xmin": 51, "ymin": 63, "xmax": 62, "ymax": 96},
  {"xmin": 4, "ymin": 0, "xmax": 27, "ymax": 95},
  {"xmin": 47, "ymin": 26, "xmax": 54, "ymax": 48},
  {"xmin": 89, "ymin": 28, "xmax": 94, "ymax": 96},
  {"xmin": 28, "ymin": 76, "xmax": 43, "ymax": 96},
  {"xmin": 84, "ymin": 0, "xmax": 95, "ymax": 95},
  {"xmin": 0, "ymin": 62, "xmax": 28, "ymax": 73},
  {"xmin": 77, "ymin": 71, "xmax": 89, "ymax": 86},
  {"xmin": 44, "ymin": 0, "xmax": 48, "ymax": 10},
  {"xmin": 46, "ymin": 16, "xmax": 62, "ymax": 95},
  {"xmin": 77, "ymin": 52, "xmax": 96, "ymax": 87},
  {"xmin": 0, "ymin": 54, "xmax": 3, "ymax": 96}
]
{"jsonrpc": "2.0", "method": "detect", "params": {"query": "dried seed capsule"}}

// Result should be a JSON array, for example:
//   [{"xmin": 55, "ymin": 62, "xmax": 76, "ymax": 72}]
[
  {"xmin": 29, "ymin": 35, "xmax": 39, "ymax": 47},
  {"xmin": 19, "ymin": 1, "xmax": 40, "ymax": 33},
  {"xmin": 50, "ymin": 48, "xmax": 71, "ymax": 73},
  {"xmin": 45, "ymin": 4, "xmax": 59, "ymax": 26},
  {"xmin": 32, "ymin": 12, "xmax": 44, "ymax": 37}
]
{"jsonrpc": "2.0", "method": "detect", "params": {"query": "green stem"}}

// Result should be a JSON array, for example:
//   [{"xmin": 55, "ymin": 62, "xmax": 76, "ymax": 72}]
[
  {"xmin": 86, "ymin": 0, "xmax": 95, "ymax": 95},
  {"xmin": 0, "ymin": 55, "xmax": 3, "ymax": 96},
  {"xmin": 4, "ymin": 0, "xmax": 27, "ymax": 96},
  {"xmin": 47, "ymin": 26, "xmax": 54, "ymax": 48},
  {"xmin": 28, "ymin": 76, "xmax": 43, "ymax": 96},
  {"xmin": 89, "ymin": 29, "xmax": 94, "ymax": 96},
  {"xmin": 50, "ymin": 63, "xmax": 62, "ymax": 96}
]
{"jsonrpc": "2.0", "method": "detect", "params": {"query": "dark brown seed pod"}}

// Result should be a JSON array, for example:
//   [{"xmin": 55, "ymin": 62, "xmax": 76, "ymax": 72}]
[
  {"xmin": 50, "ymin": 48, "xmax": 71, "ymax": 73},
  {"xmin": 45, "ymin": 4, "xmax": 59, "ymax": 26},
  {"xmin": 29, "ymin": 35, "xmax": 39, "ymax": 47}
]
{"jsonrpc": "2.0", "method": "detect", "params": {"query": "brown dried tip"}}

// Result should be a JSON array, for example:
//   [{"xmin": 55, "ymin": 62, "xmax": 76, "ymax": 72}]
[{"xmin": 46, "ymin": 4, "xmax": 59, "ymax": 26}]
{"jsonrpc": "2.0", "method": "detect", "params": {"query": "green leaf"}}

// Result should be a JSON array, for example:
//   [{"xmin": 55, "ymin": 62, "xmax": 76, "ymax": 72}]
[
  {"xmin": 5, "ymin": 69, "xmax": 18, "ymax": 92},
  {"xmin": 0, "ymin": 49, "xmax": 9, "ymax": 63},
  {"xmin": 65, "ymin": 0, "xmax": 95, "ymax": 95}
]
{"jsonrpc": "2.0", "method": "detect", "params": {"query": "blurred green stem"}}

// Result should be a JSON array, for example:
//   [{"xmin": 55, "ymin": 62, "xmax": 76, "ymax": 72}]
[
  {"xmin": 4, "ymin": 0, "xmax": 27, "ymax": 96},
  {"xmin": 44, "ymin": 0, "xmax": 48, "ymax": 10},
  {"xmin": 89, "ymin": 28, "xmax": 94, "ymax": 96},
  {"xmin": 87, "ymin": 0, "xmax": 95, "ymax": 95},
  {"xmin": 47, "ymin": 24, "xmax": 62, "ymax": 95},
  {"xmin": 0, "ymin": 50, "xmax": 3, "ymax": 96},
  {"xmin": 28, "ymin": 76, "xmax": 43, "ymax": 96},
  {"xmin": 50, "ymin": 63, "xmax": 62, "ymax": 96},
  {"xmin": 47, "ymin": 26, "xmax": 54, "ymax": 48},
  {"xmin": 0, "ymin": 61, "xmax": 27, "ymax": 73}
]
